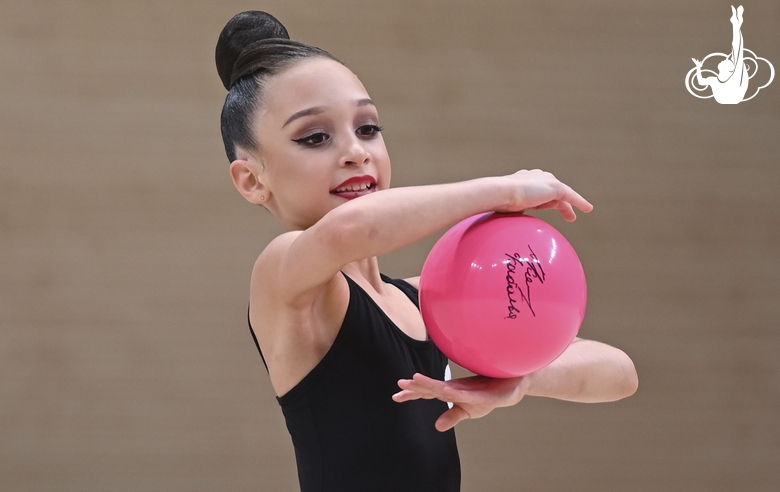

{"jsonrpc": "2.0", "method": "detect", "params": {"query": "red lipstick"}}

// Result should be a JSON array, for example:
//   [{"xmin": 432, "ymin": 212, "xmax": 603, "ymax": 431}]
[{"xmin": 330, "ymin": 175, "xmax": 377, "ymax": 200}]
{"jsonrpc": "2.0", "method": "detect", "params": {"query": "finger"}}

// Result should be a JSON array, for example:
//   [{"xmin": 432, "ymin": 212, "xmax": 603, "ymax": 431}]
[
  {"xmin": 529, "ymin": 200, "xmax": 560, "ymax": 211},
  {"xmin": 392, "ymin": 389, "xmax": 421, "ymax": 403},
  {"xmin": 396, "ymin": 376, "xmax": 450, "ymax": 400},
  {"xmin": 398, "ymin": 373, "xmax": 441, "ymax": 392},
  {"xmin": 400, "ymin": 374, "xmax": 474, "ymax": 404},
  {"xmin": 558, "ymin": 201, "xmax": 577, "ymax": 222},
  {"xmin": 563, "ymin": 186, "xmax": 593, "ymax": 213},
  {"xmin": 435, "ymin": 405, "xmax": 471, "ymax": 432},
  {"xmin": 394, "ymin": 387, "xmax": 442, "ymax": 402},
  {"xmin": 409, "ymin": 373, "xmax": 452, "ymax": 394},
  {"xmin": 411, "ymin": 373, "xmax": 483, "ymax": 402},
  {"xmin": 528, "ymin": 200, "xmax": 577, "ymax": 221}
]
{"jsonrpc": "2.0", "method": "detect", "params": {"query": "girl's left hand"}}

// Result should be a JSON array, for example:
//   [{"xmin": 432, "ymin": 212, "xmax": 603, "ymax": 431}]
[{"xmin": 393, "ymin": 373, "xmax": 529, "ymax": 432}]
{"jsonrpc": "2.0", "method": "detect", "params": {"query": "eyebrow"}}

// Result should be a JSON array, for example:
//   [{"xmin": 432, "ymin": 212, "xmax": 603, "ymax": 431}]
[{"xmin": 281, "ymin": 98, "xmax": 376, "ymax": 128}]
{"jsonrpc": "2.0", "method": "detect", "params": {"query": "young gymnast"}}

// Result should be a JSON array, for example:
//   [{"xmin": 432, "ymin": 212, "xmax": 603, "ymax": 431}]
[{"xmin": 215, "ymin": 11, "xmax": 637, "ymax": 491}]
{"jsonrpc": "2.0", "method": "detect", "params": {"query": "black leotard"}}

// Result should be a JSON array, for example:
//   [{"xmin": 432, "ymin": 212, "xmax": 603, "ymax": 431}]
[{"xmin": 249, "ymin": 274, "xmax": 461, "ymax": 491}]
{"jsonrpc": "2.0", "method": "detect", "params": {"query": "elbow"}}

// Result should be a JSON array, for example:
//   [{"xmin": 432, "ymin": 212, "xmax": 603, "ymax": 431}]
[
  {"xmin": 615, "ymin": 352, "xmax": 639, "ymax": 400},
  {"xmin": 584, "ymin": 347, "xmax": 638, "ymax": 402},
  {"xmin": 581, "ymin": 343, "xmax": 638, "ymax": 402},
  {"xmin": 621, "ymin": 370, "xmax": 639, "ymax": 400}
]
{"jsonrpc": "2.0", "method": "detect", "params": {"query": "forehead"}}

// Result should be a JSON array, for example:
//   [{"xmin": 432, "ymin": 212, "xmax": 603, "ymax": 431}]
[{"xmin": 259, "ymin": 57, "xmax": 370, "ymax": 121}]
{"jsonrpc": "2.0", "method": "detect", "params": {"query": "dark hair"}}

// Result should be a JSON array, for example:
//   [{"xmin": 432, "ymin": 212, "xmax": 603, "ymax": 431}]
[{"xmin": 215, "ymin": 11, "xmax": 340, "ymax": 162}]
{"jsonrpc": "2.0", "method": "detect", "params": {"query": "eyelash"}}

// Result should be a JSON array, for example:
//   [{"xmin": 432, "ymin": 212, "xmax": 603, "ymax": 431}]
[
  {"xmin": 357, "ymin": 124, "xmax": 384, "ymax": 137},
  {"xmin": 292, "ymin": 124, "xmax": 384, "ymax": 147}
]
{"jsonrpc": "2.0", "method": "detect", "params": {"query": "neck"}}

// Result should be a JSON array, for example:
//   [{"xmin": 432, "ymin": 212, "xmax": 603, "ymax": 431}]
[{"xmin": 341, "ymin": 257, "xmax": 383, "ymax": 289}]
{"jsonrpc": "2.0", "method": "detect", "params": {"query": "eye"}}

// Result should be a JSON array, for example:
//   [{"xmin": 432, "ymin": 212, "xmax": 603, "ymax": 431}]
[
  {"xmin": 356, "ymin": 124, "xmax": 383, "ymax": 138},
  {"xmin": 292, "ymin": 132, "xmax": 330, "ymax": 147}
]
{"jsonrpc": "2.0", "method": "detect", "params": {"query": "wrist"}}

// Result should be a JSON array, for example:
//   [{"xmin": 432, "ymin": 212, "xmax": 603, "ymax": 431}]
[
  {"xmin": 511, "ymin": 375, "xmax": 532, "ymax": 404},
  {"xmin": 479, "ymin": 175, "xmax": 514, "ymax": 212}
]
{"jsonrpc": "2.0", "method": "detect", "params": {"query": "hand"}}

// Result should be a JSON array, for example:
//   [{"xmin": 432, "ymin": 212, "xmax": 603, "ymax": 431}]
[
  {"xmin": 692, "ymin": 58, "xmax": 702, "ymax": 67},
  {"xmin": 393, "ymin": 373, "xmax": 529, "ymax": 432},
  {"xmin": 496, "ymin": 170, "xmax": 593, "ymax": 222}
]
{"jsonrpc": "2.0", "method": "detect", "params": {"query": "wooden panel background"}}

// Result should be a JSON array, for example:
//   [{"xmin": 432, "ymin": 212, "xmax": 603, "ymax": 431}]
[{"xmin": 1, "ymin": 1, "xmax": 778, "ymax": 490}]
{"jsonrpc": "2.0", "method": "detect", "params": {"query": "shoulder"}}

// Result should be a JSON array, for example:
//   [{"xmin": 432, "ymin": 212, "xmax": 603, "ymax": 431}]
[
  {"xmin": 249, "ymin": 233, "xmax": 352, "ymax": 394},
  {"xmin": 251, "ymin": 230, "xmax": 337, "ymax": 307},
  {"xmin": 250, "ymin": 230, "xmax": 350, "ymax": 314},
  {"xmin": 251, "ymin": 231, "xmax": 301, "ymax": 294},
  {"xmin": 259, "ymin": 230, "xmax": 304, "ymax": 263}
]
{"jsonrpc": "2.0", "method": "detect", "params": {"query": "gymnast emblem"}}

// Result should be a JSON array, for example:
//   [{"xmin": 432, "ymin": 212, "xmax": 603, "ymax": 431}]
[{"xmin": 685, "ymin": 5, "xmax": 774, "ymax": 104}]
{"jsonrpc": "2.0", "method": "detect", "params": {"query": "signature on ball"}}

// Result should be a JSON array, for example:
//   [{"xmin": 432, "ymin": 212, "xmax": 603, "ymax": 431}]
[{"xmin": 504, "ymin": 247, "xmax": 546, "ymax": 319}]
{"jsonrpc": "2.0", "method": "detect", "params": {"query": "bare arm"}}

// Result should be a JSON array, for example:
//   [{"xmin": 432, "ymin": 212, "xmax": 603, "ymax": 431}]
[
  {"xmin": 522, "ymin": 338, "xmax": 638, "ymax": 402},
  {"xmin": 394, "ymin": 337, "xmax": 637, "ymax": 432},
  {"xmin": 403, "ymin": 277, "xmax": 420, "ymax": 289},
  {"xmin": 268, "ymin": 171, "xmax": 592, "ymax": 304}
]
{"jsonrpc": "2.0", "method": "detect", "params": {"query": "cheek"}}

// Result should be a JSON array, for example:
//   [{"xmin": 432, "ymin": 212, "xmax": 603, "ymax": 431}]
[
  {"xmin": 263, "ymin": 148, "xmax": 310, "ymax": 181},
  {"xmin": 263, "ymin": 164, "xmax": 303, "ymax": 198},
  {"xmin": 372, "ymin": 143, "xmax": 392, "ymax": 186},
  {"xmin": 369, "ymin": 139, "xmax": 390, "ymax": 162}
]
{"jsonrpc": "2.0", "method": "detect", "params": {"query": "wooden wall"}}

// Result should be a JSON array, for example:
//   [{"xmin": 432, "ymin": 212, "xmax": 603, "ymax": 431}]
[{"xmin": 1, "ymin": 1, "xmax": 778, "ymax": 490}]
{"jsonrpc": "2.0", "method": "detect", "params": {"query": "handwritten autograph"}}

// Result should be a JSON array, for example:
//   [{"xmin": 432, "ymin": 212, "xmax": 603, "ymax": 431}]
[{"xmin": 504, "ymin": 246, "xmax": 546, "ymax": 319}]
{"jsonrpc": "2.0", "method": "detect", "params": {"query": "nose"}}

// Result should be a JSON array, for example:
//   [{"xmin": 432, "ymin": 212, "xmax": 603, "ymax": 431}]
[{"xmin": 340, "ymin": 134, "xmax": 371, "ymax": 167}]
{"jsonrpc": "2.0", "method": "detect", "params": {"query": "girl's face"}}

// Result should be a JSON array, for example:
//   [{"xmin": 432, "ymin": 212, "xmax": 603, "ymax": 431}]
[{"xmin": 244, "ymin": 57, "xmax": 391, "ymax": 231}]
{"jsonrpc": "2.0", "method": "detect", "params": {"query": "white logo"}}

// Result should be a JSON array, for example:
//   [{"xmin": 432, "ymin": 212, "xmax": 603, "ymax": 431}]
[{"xmin": 685, "ymin": 5, "xmax": 774, "ymax": 104}]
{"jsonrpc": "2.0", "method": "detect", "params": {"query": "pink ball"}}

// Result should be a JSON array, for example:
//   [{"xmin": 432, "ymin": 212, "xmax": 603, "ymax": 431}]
[{"xmin": 419, "ymin": 213, "xmax": 587, "ymax": 378}]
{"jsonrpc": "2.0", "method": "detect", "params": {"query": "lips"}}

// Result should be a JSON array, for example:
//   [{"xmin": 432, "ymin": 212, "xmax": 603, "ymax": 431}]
[{"xmin": 331, "ymin": 175, "xmax": 377, "ymax": 200}]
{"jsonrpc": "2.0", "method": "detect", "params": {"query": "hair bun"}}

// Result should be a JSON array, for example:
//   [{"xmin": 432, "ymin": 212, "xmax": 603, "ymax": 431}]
[{"xmin": 215, "ymin": 11, "xmax": 290, "ymax": 90}]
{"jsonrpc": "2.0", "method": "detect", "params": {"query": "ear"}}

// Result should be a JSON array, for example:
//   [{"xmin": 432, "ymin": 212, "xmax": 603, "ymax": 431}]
[{"xmin": 229, "ymin": 154, "xmax": 268, "ymax": 205}]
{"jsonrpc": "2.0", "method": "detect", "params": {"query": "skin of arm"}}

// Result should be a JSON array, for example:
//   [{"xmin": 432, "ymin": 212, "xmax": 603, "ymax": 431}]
[
  {"xmin": 393, "ymin": 337, "xmax": 638, "ymax": 432},
  {"xmin": 251, "ymin": 171, "xmax": 592, "ymax": 394},
  {"xmin": 271, "ymin": 171, "xmax": 592, "ymax": 305},
  {"xmin": 523, "ymin": 337, "xmax": 637, "ymax": 402}
]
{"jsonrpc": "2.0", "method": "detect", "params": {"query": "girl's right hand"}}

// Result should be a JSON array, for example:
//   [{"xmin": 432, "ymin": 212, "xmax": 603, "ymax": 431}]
[{"xmin": 495, "ymin": 169, "xmax": 594, "ymax": 221}]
